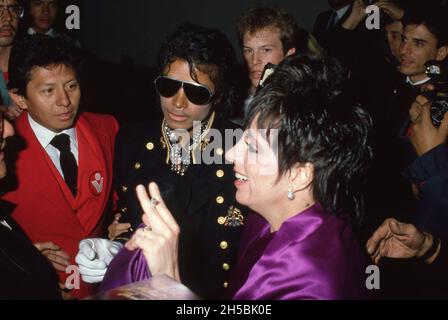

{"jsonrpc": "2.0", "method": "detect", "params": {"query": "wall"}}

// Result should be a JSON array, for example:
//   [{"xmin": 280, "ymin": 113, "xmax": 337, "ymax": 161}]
[{"xmin": 79, "ymin": 0, "xmax": 329, "ymax": 66}]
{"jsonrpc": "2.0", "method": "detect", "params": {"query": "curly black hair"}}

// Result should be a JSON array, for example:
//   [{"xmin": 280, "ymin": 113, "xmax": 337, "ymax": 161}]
[
  {"xmin": 157, "ymin": 23, "xmax": 237, "ymax": 112},
  {"xmin": 246, "ymin": 54, "xmax": 373, "ymax": 224},
  {"xmin": 8, "ymin": 34, "xmax": 82, "ymax": 97}
]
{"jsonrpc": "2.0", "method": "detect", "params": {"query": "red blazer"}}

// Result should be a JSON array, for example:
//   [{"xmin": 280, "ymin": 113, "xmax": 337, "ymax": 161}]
[{"xmin": 3, "ymin": 112, "xmax": 119, "ymax": 299}]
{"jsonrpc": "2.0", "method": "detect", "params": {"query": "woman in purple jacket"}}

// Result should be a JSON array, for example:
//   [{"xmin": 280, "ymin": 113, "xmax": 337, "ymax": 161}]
[{"xmin": 108, "ymin": 54, "xmax": 373, "ymax": 300}]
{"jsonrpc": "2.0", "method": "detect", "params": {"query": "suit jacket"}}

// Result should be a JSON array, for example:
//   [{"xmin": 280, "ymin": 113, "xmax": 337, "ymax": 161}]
[
  {"xmin": 312, "ymin": 6, "xmax": 353, "ymax": 52},
  {"xmin": 2, "ymin": 112, "xmax": 119, "ymax": 299},
  {"xmin": 110, "ymin": 111, "xmax": 247, "ymax": 299},
  {"xmin": 229, "ymin": 205, "xmax": 368, "ymax": 300},
  {"xmin": 0, "ymin": 201, "xmax": 61, "ymax": 300},
  {"xmin": 403, "ymin": 143, "xmax": 448, "ymax": 238}
]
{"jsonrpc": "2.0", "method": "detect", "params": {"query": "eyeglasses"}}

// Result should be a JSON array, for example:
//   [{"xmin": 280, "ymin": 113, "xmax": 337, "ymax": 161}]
[
  {"xmin": 0, "ymin": 5, "xmax": 24, "ymax": 19},
  {"xmin": 154, "ymin": 76, "xmax": 214, "ymax": 105}
]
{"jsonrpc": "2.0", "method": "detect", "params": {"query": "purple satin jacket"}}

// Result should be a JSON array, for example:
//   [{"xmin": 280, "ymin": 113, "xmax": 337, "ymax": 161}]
[
  {"xmin": 228, "ymin": 204, "xmax": 369, "ymax": 300},
  {"xmin": 100, "ymin": 205, "xmax": 369, "ymax": 300}
]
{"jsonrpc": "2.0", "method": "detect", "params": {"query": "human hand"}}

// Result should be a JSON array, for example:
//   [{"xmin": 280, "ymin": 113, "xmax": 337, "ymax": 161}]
[
  {"xmin": 375, "ymin": 0, "xmax": 405, "ymax": 20},
  {"xmin": 125, "ymin": 182, "xmax": 181, "ymax": 282},
  {"xmin": 108, "ymin": 213, "xmax": 132, "ymax": 240},
  {"xmin": 343, "ymin": 0, "xmax": 367, "ymax": 30},
  {"xmin": 366, "ymin": 218, "xmax": 433, "ymax": 264},
  {"xmin": 409, "ymin": 95, "xmax": 448, "ymax": 156},
  {"xmin": 75, "ymin": 238, "xmax": 123, "ymax": 283},
  {"xmin": 34, "ymin": 242, "xmax": 70, "ymax": 272}
]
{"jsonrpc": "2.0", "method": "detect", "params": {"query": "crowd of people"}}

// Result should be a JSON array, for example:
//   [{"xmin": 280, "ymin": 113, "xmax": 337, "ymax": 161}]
[{"xmin": 0, "ymin": 0, "xmax": 447, "ymax": 300}]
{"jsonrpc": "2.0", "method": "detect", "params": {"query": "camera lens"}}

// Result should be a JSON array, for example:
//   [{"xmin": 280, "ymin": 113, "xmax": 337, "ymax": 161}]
[{"xmin": 431, "ymin": 98, "xmax": 448, "ymax": 127}]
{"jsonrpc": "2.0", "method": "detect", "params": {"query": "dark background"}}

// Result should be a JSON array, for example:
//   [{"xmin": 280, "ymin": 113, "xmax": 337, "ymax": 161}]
[{"xmin": 57, "ymin": 1, "xmax": 331, "ymax": 122}]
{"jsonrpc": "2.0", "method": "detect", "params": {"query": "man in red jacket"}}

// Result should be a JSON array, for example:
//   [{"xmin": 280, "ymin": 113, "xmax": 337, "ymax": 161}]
[{"xmin": 3, "ymin": 34, "xmax": 118, "ymax": 299}]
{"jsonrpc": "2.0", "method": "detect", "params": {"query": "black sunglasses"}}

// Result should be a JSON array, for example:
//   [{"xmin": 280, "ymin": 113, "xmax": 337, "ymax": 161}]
[{"xmin": 154, "ymin": 76, "xmax": 214, "ymax": 105}]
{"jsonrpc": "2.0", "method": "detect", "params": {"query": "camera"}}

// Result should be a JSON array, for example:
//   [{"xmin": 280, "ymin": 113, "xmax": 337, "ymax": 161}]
[{"xmin": 422, "ymin": 60, "xmax": 448, "ymax": 127}]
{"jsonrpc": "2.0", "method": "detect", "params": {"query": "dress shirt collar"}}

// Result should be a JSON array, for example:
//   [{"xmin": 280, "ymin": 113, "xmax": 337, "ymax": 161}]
[
  {"xmin": 27, "ymin": 27, "xmax": 56, "ymax": 37},
  {"xmin": 406, "ymin": 76, "xmax": 431, "ymax": 87},
  {"xmin": 27, "ymin": 113, "xmax": 77, "ymax": 149},
  {"xmin": 336, "ymin": 4, "xmax": 351, "ymax": 20}
]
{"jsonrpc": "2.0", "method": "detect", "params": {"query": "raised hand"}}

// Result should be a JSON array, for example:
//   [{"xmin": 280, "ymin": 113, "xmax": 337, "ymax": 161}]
[
  {"xmin": 125, "ymin": 182, "xmax": 181, "ymax": 282},
  {"xmin": 409, "ymin": 95, "xmax": 448, "ymax": 156}
]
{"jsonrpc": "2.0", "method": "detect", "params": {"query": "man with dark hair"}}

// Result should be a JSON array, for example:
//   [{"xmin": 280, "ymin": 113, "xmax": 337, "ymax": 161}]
[
  {"xmin": 380, "ymin": 8, "xmax": 448, "ymax": 219},
  {"xmin": 366, "ymin": 6, "xmax": 448, "ymax": 299},
  {"xmin": 26, "ymin": 0, "xmax": 59, "ymax": 35},
  {"xmin": 76, "ymin": 24, "xmax": 247, "ymax": 299},
  {"xmin": 2, "ymin": 34, "xmax": 119, "ymax": 299}
]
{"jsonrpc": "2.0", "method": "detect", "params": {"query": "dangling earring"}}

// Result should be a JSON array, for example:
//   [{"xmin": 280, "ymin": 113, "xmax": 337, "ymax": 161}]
[{"xmin": 287, "ymin": 187, "xmax": 295, "ymax": 200}]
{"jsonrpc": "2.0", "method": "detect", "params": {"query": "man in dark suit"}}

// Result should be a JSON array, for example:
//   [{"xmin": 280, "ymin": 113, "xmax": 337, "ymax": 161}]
[
  {"xmin": 0, "ymin": 109, "xmax": 62, "ymax": 299},
  {"xmin": 313, "ymin": 0, "xmax": 353, "ymax": 50}
]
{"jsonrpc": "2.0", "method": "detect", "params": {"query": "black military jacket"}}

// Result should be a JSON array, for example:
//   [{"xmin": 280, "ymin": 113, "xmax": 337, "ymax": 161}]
[{"xmin": 112, "ymin": 112, "xmax": 247, "ymax": 299}]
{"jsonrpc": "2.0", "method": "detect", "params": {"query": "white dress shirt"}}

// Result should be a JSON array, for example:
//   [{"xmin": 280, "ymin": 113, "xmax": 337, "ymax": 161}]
[{"xmin": 28, "ymin": 114, "xmax": 78, "ymax": 179}]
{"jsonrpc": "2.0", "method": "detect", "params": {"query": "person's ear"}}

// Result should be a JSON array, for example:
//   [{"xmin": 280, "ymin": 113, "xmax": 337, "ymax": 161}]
[
  {"xmin": 288, "ymin": 162, "xmax": 314, "ymax": 192},
  {"xmin": 285, "ymin": 47, "xmax": 296, "ymax": 58},
  {"xmin": 8, "ymin": 90, "xmax": 28, "ymax": 110},
  {"xmin": 436, "ymin": 45, "xmax": 448, "ymax": 61}
]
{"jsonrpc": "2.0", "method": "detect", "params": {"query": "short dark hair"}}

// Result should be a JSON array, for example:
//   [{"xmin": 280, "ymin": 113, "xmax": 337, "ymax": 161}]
[
  {"xmin": 402, "ymin": 7, "xmax": 448, "ymax": 48},
  {"xmin": 247, "ymin": 54, "xmax": 373, "ymax": 223},
  {"xmin": 8, "ymin": 34, "xmax": 82, "ymax": 97},
  {"xmin": 158, "ymin": 23, "xmax": 237, "ymax": 112},
  {"xmin": 236, "ymin": 6, "xmax": 309, "ymax": 54}
]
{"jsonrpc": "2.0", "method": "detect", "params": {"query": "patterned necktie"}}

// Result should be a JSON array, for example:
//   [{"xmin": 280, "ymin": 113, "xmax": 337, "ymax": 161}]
[{"xmin": 50, "ymin": 133, "xmax": 78, "ymax": 196}]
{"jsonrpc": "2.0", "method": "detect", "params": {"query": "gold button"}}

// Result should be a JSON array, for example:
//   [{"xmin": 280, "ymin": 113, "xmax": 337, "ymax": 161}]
[
  {"xmin": 121, "ymin": 207, "xmax": 127, "ymax": 213},
  {"xmin": 223, "ymin": 282, "xmax": 228, "ymax": 288},
  {"xmin": 122, "ymin": 185, "xmax": 128, "ymax": 192},
  {"xmin": 216, "ymin": 196, "xmax": 224, "ymax": 204},
  {"xmin": 216, "ymin": 170, "xmax": 224, "ymax": 178},
  {"xmin": 146, "ymin": 142, "xmax": 154, "ymax": 151},
  {"xmin": 223, "ymin": 263, "xmax": 230, "ymax": 271},
  {"xmin": 217, "ymin": 216, "xmax": 226, "ymax": 225},
  {"xmin": 134, "ymin": 162, "xmax": 141, "ymax": 170},
  {"xmin": 220, "ymin": 241, "xmax": 228, "ymax": 250},
  {"xmin": 216, "ymin": 148, "xmax": 224, "ymax": 156}
]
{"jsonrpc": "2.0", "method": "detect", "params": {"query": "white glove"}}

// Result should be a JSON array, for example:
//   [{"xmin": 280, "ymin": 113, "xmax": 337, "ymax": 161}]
[{"xmin": 75, "ymin": 238, "xmax": 123, "ymax": 283}]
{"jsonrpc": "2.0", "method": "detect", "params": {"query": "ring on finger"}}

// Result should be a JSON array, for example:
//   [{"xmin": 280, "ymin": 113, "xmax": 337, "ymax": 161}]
[{"xmin": 150, "ymin": 197, "xmax": 160, "ymax": 207}]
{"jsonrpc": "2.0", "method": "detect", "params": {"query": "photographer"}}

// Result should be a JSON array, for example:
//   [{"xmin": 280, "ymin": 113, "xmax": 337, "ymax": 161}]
[
  {"xmin": 368, "ymin": 7, "xmax": 448, "ymax": 226},
  {"xmin": 403, "ymin": 92, "xmax": 448, "ymax": 238}
]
